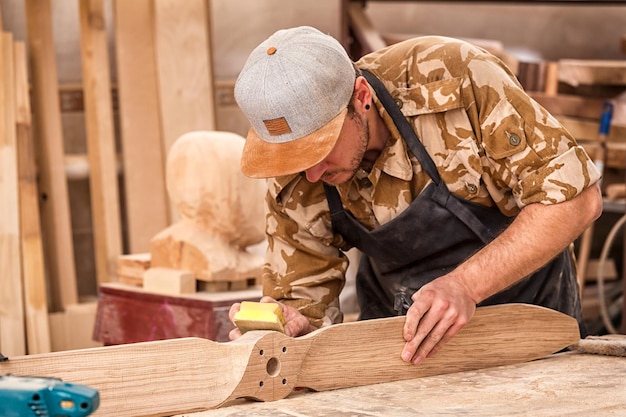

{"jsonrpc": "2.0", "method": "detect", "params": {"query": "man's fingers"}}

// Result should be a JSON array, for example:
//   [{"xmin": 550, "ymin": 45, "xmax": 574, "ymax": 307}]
[
  {"xmin": 401, "ymin": 309, "xmax": 469, "ymax": 364},
  {"xmin": 228, "ymin": 302, "xmax": 241, "ymax": 322},
  {"xmin": 228, "ymin": 327, "xmax": 243, "ymax": 341}
]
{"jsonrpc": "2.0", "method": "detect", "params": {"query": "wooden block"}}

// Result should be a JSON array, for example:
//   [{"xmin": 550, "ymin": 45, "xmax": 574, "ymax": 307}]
[
  {"xmin": 117, "ymin": 253, "xmax": 151, "ymax": 286},
  {"xmin": 143, "ymin": 267, "xmax": 196, "ymax": 295},
  {"xmin": 93, "ymin": 283, "xmax": 261, "ymax": 343}
]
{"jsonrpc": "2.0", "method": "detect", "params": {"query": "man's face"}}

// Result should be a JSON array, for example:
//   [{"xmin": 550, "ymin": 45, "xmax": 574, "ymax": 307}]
[{"xmin": 304, "ymin": 110, "xmax": 369, "ymax": 186}]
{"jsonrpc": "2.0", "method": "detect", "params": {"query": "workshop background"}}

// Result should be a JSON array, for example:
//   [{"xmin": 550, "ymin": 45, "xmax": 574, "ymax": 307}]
[{"xmin": 0, "ymin": 0, "xmax": 625, "ymax": 358}]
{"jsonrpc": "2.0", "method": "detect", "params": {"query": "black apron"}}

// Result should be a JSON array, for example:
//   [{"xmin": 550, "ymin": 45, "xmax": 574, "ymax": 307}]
[{"xmin": 324, "ymin": 70, "xmax": 586, "ymax": 337}]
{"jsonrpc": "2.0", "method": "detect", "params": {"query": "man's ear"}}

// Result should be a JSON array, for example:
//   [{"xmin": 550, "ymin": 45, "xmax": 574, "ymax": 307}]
[{"xmin": 353, "ymin": 76, "xmax": 372, "ymax": 112}]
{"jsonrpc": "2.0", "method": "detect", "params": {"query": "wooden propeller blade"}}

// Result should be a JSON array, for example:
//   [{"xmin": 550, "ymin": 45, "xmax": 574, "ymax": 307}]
[{"xmin": 0, "ymin": 304, "xmax": 579, "ymax": 417}]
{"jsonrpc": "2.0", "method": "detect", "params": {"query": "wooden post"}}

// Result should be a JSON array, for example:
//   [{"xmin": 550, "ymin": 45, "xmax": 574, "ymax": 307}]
[
  {"xmin": 114, "ymin": 0, "xmax": 170, "ymax": 253},
  {"xmin": 24, "ymin": 0, "xmax": 78, "ymax": 311},
  {"xmin": 78, "ymin": 0, "xmax": 122, "ymax": 285},
  {"xmin": 0, "ymin": 32, "xmax": 26, "ymax": 356},
  {"xmin": 15, "ymin": 41, "xmax": 52, "ymax": 354},
  {"xmin": 153, "ymin": 0, "xmax": 217, "ymax": 221}
]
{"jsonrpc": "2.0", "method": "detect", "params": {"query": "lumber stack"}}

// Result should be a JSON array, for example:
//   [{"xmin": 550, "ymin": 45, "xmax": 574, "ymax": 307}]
[
  {"xmin": 0, "ymin": 29, "xmax": 50, "ymax": 356},
  {"xmin": 528, "ymin": 58, "xmax": 626, "ymax": 332},
  {"xmin": 0, "ymin": 0, "xmax": 222, "ymax": 353}
]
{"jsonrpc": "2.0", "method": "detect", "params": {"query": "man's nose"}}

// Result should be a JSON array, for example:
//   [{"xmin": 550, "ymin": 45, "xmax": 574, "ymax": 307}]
[{"xmin": 304, "ymin": 162, "xmax": 326, "ymax": 183}]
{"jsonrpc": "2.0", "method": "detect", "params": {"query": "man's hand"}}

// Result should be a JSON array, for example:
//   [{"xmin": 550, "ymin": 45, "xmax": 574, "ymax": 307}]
[
  {"xmin": 401, "ymin": 275, "xmax": 476, "ymax": 365},
  {"xmin": 228, "ymin": 296, "xmax": 317, "ymax": 340},
  {"xmin": 400, "ymin": 184, "xmax": 602, "ymax": 365}
]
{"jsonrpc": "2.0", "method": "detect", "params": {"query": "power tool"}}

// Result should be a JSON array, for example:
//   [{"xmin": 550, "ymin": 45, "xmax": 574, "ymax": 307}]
[{"xmin": 0, "ymin": 374, "xmax": 99, "ymax": 417}]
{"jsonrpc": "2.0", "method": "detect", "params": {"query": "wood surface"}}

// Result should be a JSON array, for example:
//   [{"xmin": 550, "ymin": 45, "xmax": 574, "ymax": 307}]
[
  {"xmin": 78, "ymin": 0, "xmax": 122, "ymax": 285},
  {"xmin": 180, "ymin": 353, "xmax": 626, "ymax": 417},
  {"xmin": 1, "ymin": 304, "xmax": 580, "ymax": 416},
  {"xmin": 14, "ymin": 40, "xmax": 52, "ymax": 354},
  {"xmin": 114, "ymin": 0, "xmax": 170, "ymax": 253},
  {"xmin": 0, "ymin": 32, "xmax": 26, "ymax": 357},
  {"xmin": 24, "ymin": 0, "xmax": 78, "ymax": 311}
]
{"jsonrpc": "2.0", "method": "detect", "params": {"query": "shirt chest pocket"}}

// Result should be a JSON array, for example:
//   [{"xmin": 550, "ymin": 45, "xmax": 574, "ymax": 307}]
[
  {"xmin": 392, "ymin": 77, "xmax": 464, "ymax": 117},
  {"xmin": 391, "ymin": 78, "xmax": 485, "ymax": 199}
]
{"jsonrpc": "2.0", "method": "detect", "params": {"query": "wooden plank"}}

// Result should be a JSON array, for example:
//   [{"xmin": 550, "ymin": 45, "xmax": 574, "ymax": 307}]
[
  {"xmin": 48, "ymin": 301, "xmax": 102, "ymax": 352},
  {"xmin": 78, "ymin": 0, "xmax": 122, "ymax": 285},
  {"xmin": 530, "ymin": 92, "xmax": 607, "ymax": 120},
  {"xmin": 24, "ymin": 0, "xmax": 78, "ymax": 311},
  {"xmin": 14, "ymin": 41, "xmax": 51, "ymax": 354},
  {"xmin": 153, "ymin": 0, "xmax": 217, "ymax": 221},
  {"xmin": 0, "ymin": 32, "xmax": 26, "ymax": 356},
  {"xmin": 117, "ymin": 252, "xmax": 150, "ymax": 286},
  {"xmin": 348, "ymin": 2, "xmax": 387, "ymax": 56},
  {"xmin": 559, "ymin": 59, "xmax": 626, "ymax": 87},
  {"xmin": 0, "ymin": 304, "xmax": 579, "ymax": 416},
  {"xmin": 114, "ymin": 0, "xmax": 170, "ymax": 253}
]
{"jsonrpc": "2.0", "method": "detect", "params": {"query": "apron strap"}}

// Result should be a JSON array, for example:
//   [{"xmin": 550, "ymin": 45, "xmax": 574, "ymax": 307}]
[{"xmin": 361, "ymin": 70, "xmax": 441, "ymax": 185}]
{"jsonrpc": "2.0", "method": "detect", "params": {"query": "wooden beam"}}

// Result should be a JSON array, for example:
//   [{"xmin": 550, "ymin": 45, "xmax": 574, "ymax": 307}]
[
  {"xmin": 347, "ymin": 1, "xmax": 387, "ymax": 57},
  {"xmin": 0, "ymin": 32, "xmax": 26, "ymax": 356},
  {"xmin": 0, "ymin": 304, "xmax": 579, "ymax": 416},
  {"xmin": 114, "ymin": 0, "xmax": 170, "ymax": 253},
  {"xmin": 24, "ymin": 0, "xmax": 78, "ymax": 311},
  {"xmin": 559, "ymin": 59, "xmax": 626, "ymax": 87},
  {"xmin": 153, "ymin": 0, "xmax": 217, "ymax": 222},
  {"xmin": 15, "ymin": 41, "xmax": 51, "ymax": 354},
  {"xmin": 78, "ymin": 0, "xmax": 122, "ymax": 285}
]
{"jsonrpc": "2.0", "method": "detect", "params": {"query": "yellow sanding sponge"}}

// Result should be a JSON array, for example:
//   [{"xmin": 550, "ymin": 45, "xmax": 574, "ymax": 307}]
[{"xmin": 233, "ymin": 301, "xmax": 286, "ymax": 333}]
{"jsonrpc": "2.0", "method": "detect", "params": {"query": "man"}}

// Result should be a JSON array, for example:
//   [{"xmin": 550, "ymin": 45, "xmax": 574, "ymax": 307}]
[{"xmin": 230, "ymin": 26, "xmax": 602, "ymax": 365}]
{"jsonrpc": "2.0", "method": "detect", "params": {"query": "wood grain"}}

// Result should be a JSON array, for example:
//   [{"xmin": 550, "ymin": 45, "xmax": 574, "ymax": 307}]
[
  {"xmin": 24, "ymin": 0, "xmax": 78, "ymax": 311},
  {"xmin": 14, "ymin": 40, "xmax": 51, "ymax": 354},
  {"xmin": 0, "ymin": 304, "xmax": 580, "ymax": 416},
  {"xmin": 114, "ymin": 0, "xmax": 170, "ymax": 253},
  {"xmin": 153, "ymin": 0, "xmax": 217, "ymax": 222},
  {"xmin": 0, "ymin": 32, "xmax": 26, "ymax": 356},
  {"xmin": 78, "ymin": 0, "xmax": 122, "ymax": 285}
]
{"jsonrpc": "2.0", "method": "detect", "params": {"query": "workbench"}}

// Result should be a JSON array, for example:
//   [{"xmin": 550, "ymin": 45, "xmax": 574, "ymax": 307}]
[
  {"xmin": 93, "ymin": 283, "xmax": 262, "ymax": 344},
  {"xmin": 177, "ymin": 352, "xmax": 626, "ymax": 416}
]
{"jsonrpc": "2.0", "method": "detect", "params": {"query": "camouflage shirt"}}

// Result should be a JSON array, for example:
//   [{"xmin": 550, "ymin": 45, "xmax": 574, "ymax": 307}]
[{"xmin": 261, "ymin": 36, "xmax": 601, "ymax": 328}]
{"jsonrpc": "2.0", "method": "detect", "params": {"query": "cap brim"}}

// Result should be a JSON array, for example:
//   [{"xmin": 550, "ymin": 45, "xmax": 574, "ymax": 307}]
[{"xmin": 241, "ymin": 108, "xmax": 348, "ymax": 178}]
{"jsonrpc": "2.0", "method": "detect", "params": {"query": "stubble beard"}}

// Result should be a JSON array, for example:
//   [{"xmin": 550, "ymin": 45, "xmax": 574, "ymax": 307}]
[{"xmin": 322, "ymin": 113, "xmax": 370, "ymax": 186}]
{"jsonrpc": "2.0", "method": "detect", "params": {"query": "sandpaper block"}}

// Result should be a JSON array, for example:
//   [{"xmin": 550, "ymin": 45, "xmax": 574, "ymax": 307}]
[{"xmin": 234, "ymin": 301, "xmax": 286, "ymax": 333}]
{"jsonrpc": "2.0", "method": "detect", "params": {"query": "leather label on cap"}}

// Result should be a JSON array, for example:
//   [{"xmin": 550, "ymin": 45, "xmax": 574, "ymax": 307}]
[{"xmin": 264, "ymin": 117, "xmax": 292, "ymax": 136}]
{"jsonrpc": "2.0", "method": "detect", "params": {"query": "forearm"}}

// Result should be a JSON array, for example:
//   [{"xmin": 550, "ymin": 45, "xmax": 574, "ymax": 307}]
[{"xmin": 452, "ymin": 183, "xmax": 603, "ymax": 304}]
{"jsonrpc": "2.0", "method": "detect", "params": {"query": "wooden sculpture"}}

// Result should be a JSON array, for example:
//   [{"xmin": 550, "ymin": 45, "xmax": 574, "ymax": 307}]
[
  {"xmin": 146, "ymin": 131, "xmax": 267, "ymax": 292},
  {"xmin": 0, "ymin": 304, "xmax": 580, "ymax": 417}
]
